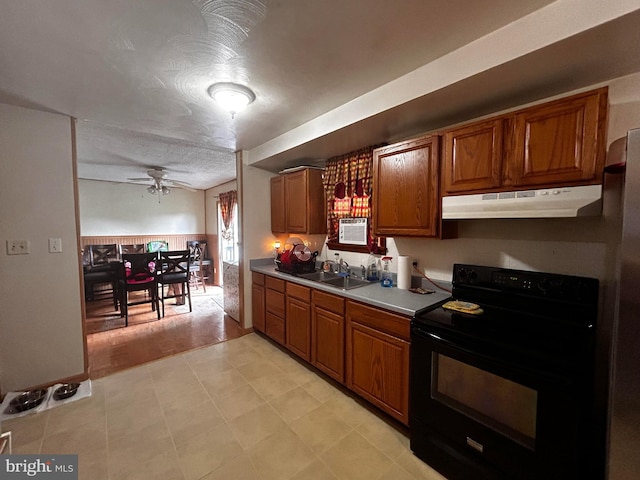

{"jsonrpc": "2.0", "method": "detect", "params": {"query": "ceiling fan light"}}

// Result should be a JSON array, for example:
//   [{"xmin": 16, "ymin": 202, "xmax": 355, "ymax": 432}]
[
  {"xmin": 208, "ymin": 82, "xmax": 256, "ymax": 116},
  {"xmin": 147, "ymin": 185, "xmax": 157, "ymax": 194},
  {"xmin": 161, "ymin": 186, "xmax": 171, "ymax": 195}
]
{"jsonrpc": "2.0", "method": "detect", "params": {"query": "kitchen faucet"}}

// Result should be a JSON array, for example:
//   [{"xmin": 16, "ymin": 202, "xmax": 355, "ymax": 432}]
[
  {"xmin": 323, "ymin": 259, "xmax": 350, "ymax": 275},
  {"xmin": 339, "ymin": 259, "xmax": 349, "ymax": 275}
]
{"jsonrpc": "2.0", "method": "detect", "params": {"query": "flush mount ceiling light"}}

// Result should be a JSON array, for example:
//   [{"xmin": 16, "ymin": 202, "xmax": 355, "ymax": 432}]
[{"xmin": 208, "ymin": 82, "xmax": 256, "ymax": 118}]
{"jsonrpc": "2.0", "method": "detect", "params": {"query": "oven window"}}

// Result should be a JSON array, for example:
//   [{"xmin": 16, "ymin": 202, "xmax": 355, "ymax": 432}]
[{"xmin": 432, "ymin": 353, "xmax": 537, "ymax": 450}]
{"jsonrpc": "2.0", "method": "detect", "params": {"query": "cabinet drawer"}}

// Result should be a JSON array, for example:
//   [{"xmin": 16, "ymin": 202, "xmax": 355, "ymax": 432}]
[
  {"xmin": 346, "ymin": 301, "xmax": 410, "ymax": 341},
  {"xmin": 286, "ymin": 282, "xmax": 311, "ymax": 302},
  {"xmin": 312, "ymin": 290, "xmax": 345, "ymax": 314},
  {"xmin": 266, "ymin": 312, "xmax": 285, "ymax": 345},
  {"xmin": 266, "ymin": 288, "xmax": 285, "ymax": 317},
  {"xmin": 252, "ymin": 271, "xmax": 265, "ymax": 286},
  {"xmin": 265, "ymin": 276, "xmax": 286, "ymax": 292}
]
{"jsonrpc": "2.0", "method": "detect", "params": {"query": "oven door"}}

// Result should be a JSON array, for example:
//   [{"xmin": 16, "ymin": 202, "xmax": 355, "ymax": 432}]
[{"xmin": 409, "ymin": 324, "xmax": 595, "ymax": 480}]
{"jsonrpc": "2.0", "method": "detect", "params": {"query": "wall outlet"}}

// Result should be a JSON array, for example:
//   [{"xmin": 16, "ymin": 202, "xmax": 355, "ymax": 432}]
[
  {"xmin": 7, "ymin": 239, "xmax": 30, "ymax": 255},
  {"xmin": 49, "ymin": 237, "xmax": 62, "ymax": 253}
]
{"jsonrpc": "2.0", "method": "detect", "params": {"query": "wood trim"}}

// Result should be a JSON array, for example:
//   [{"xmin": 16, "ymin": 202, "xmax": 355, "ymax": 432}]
[
  {"xmin": 206, "ymin": 234, "xmax": 220, "ymax": 285},
  {"xmin": 71, "ymin": 118, "xmax": 90, "ymax": 377},
  {"xmin": 236, "ymin": 150, "xmax": 245, "ymax": 328}
]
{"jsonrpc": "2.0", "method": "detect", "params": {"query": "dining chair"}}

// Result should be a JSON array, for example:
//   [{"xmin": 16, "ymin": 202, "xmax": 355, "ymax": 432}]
[
  {"xmin": 119, "ymin": 243, "xmax": 146, "ymax": 255},
  {"xmin": 147, "ymin": 240, "xmax": 169, "ymax": 253},
  {"xmin": 118, "ymin": 252, "xmax": 160, "ymax": 326},
  {"xmin": 157, "ymin": 250, "xmax": 192, "ymax": 317},
  {"xmin": 89, "ymin": 244, "xmax": 119, "ymax": 266},
  {"xmin": 83, "ymin": 243, "xmax": 119, "ymax": 309},
  {"xmin": 187, "ymin": 241, "xmax": 212, "ymax": 292}
]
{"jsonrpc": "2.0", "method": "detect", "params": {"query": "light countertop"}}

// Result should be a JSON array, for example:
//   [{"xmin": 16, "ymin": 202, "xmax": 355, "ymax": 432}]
[{"xmin": 250, "ymin": 258, "xmax": 452, "ymax": 317}]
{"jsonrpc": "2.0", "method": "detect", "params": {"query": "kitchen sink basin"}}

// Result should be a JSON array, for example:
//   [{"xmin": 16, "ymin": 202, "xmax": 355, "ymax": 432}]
[
  {"xmin": 298, "ymin": 271, "xmax": 341, "ymax": 282},
  {"xmin": 298, "ymin": 271, "xmax": 372, "ymax": 290},
  {"xmin": 319, "ymin": 276, "xmax": 372, "ymax": 290}
]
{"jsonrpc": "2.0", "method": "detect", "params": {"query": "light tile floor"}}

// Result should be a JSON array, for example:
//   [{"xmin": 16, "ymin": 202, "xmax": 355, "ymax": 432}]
[{"xmin": 3, "ymin": 333, "xmax": 446, "ymax": 480}]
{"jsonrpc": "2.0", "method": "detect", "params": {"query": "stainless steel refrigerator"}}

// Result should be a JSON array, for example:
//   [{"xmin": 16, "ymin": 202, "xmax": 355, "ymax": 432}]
[{"xmin": 608, "ymin": 128, "xmax": 640, "ymax": 479}]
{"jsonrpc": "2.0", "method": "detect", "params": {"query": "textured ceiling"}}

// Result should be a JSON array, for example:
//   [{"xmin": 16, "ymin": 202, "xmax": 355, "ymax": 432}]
[
  {"xmin": 0, "ymin": 0, "xmax": 559, "ymax": 190},
  {"xmin": 2, "ymin": 1, "xmax": 640, "ymax": 191}
]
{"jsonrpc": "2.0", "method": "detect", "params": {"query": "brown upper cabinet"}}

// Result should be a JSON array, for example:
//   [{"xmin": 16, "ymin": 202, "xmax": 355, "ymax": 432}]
[
  {"xmin": 271, "ymin": 168, "xmax": 326, "ymax": 234},
  {"xmin": 442, "ymin": 87, "xmax": 608, "ymax": 195},
  {"xmin": 372, "ymin": 135, "xmax": 440, "ymax": 237}
]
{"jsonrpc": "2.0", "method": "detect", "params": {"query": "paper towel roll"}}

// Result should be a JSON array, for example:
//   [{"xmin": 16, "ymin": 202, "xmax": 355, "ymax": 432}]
[{"xmin": 397, "ymin": 256, "xmax": 411, "ymax": 290}]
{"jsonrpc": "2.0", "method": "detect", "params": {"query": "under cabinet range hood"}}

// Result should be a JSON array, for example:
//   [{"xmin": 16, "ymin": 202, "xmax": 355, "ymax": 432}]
[{"xmin": 442, "ymin": 184, "xmax": 603, "ymax": 219}]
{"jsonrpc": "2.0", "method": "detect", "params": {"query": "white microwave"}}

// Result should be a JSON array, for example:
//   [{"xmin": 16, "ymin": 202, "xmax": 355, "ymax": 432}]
[{"xmin": 338, "ymin": 218, "xmax": 368, "ymax": 245}]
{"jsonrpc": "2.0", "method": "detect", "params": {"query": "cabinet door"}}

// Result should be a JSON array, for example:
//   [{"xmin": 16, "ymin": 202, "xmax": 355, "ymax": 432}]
[
  {"xmin": 510, "ymin": 88, "xmax": 607, "ymax": 188},
  {"xmin": 265, "ymin": 283, "xmax": 285, "ymax": 345},
  {"xmin": 265, "ymin": 288, "xmax": 285, "ymax": 317},
  {"xmin": 285, "ymin": 170, "xmax": 307, "ymax": 233},
  {"xmin": 271, "ymin": 169, "xmax": 326, "ymax": 234},
  {"xmin": 251, "ymin": 283, "xmax": 265, "ymax": 333},
  {"xmin": 265, "ymin": 312, "xmax": 285, "ymax": 345},
  {"xmin": 442, "ymin": 118, "xmax": 504, "ymax": 194},
  {"xmin": 286, "ymin": 296, "xmax": 311, "ymax": 360},
  {"xmin": 373, "ymin": 135, "xmax": 440, "ymax": 237},
  {"xmin": 346, "ymin": 320, "xmax": 410, "ymax": 425},
  {"xmin": 270, "ymin": 176, "xmax": 286, "ymax": 233},
  {"xmin": 312, "ymin": 306, "xmax": 345, "ymax": 382}
]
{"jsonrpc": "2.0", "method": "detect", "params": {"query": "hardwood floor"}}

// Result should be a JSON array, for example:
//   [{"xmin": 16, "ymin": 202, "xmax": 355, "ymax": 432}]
[{"xmin": 85, "ymin": 285, "xmax": 247, "ymax": 379}]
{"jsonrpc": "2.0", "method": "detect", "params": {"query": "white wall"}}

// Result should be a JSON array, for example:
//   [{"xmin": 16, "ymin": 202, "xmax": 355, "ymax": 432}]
[
  {"xmin": 78, "ymin": 179, "xmax": 205, "ymax": 235},
  {"xmin": 0, "ymin": 105, "xmax": 84, "ymax": 393},
  {"xmin": 240, "ymin": 160, "xmax": 278, "ymax": 328}
]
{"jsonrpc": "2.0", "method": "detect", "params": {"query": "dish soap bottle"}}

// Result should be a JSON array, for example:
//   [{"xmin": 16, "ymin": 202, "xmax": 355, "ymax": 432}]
[
  {"xmin": 366, "ymin": 254, "xmax": 378, "ymax": 281},
  {"xmin": 380, "ymin": 256, "xmax": 393, "ymax": 288}
]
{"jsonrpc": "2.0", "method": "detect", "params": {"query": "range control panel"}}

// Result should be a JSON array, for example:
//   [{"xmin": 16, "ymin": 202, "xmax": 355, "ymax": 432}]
[{"xmin": 453, "ymin": 263, "xmax": 598, "ymax": 303}]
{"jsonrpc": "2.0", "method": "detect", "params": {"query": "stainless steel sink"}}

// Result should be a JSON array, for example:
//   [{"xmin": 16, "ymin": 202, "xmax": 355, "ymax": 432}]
[
  {"xmin": 298, "ymin": 271, "xmax": 342, "ymax": 282},
  {"xmin": 298, "ymin": 271, "xmax": 372, "ymax": 290},
  {"xmin": 319, "ymin": 276, "xmax": 372, "ymax": 290}
]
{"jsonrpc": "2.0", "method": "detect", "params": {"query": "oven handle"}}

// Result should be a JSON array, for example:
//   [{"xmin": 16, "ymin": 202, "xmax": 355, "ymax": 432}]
[
  {"xmin": 414, "ymin": 327, "xmax": 484, "ymax": 359},
  {"xmin": 411, "ymin": 325, "xmax": 578, "ymax": 385}
]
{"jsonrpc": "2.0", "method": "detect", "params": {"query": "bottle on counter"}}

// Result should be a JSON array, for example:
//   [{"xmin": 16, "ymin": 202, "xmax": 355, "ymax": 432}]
[
  {"xmin": 380, "ymin": 256, "xmax": 393, "ymax": 287},
  {"xmin": 366, "ymin": 254, "xmax": 379, "ymax": 281}
]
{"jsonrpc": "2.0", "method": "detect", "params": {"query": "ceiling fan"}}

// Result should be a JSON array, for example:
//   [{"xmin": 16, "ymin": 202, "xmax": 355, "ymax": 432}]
[{"xmin": 128, "ymin": 167, "xmax": 196, "ymax": 196}]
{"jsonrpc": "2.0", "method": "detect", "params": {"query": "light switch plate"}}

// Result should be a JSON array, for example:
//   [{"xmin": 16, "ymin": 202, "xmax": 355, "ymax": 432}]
[
  {"xmin": 49, "ymin": 237, "xmax": 62, "ymax": 253},
  {"xmin": 7, "ymin": 240, "xmax": 30, "ymax": 255}
]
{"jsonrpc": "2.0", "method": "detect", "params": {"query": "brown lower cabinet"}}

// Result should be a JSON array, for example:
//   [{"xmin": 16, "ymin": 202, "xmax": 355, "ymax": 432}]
[
  {"xmin": 255, "ymin": 273, "xmax": 412, "ymax": 426},
  {"xmin": 286, "ymin": 283, "xmax": 312, "ymax": 361},
  {"xmin": 346, "ymin": 301, "xmax": 410, "ymax": 425},
  {"xmin": 251, "ymin": 272, "xmax": 266, "ymax": 333},
  {"xmin": 311, "ymin": 290, "xmax": 345, "ymax": 383},
  {"xmin": 265, "ymin": 276, "xmax": 286, "ymax": 344}
]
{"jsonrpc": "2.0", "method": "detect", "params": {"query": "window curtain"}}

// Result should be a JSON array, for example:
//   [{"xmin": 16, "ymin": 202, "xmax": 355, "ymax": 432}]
[
  {"xmin": 219, "ymin": 190, "xmax": 237, "ymax": 241},
  {"xmin": 323, "ymin": 145, "xmax": 385, "ymax": 252}
]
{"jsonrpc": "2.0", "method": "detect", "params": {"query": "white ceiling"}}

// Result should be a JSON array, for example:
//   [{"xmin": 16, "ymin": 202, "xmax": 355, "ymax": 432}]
[{"xmin": 1, "ymin": 0, "xmax": 640, "ymax": 190}]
